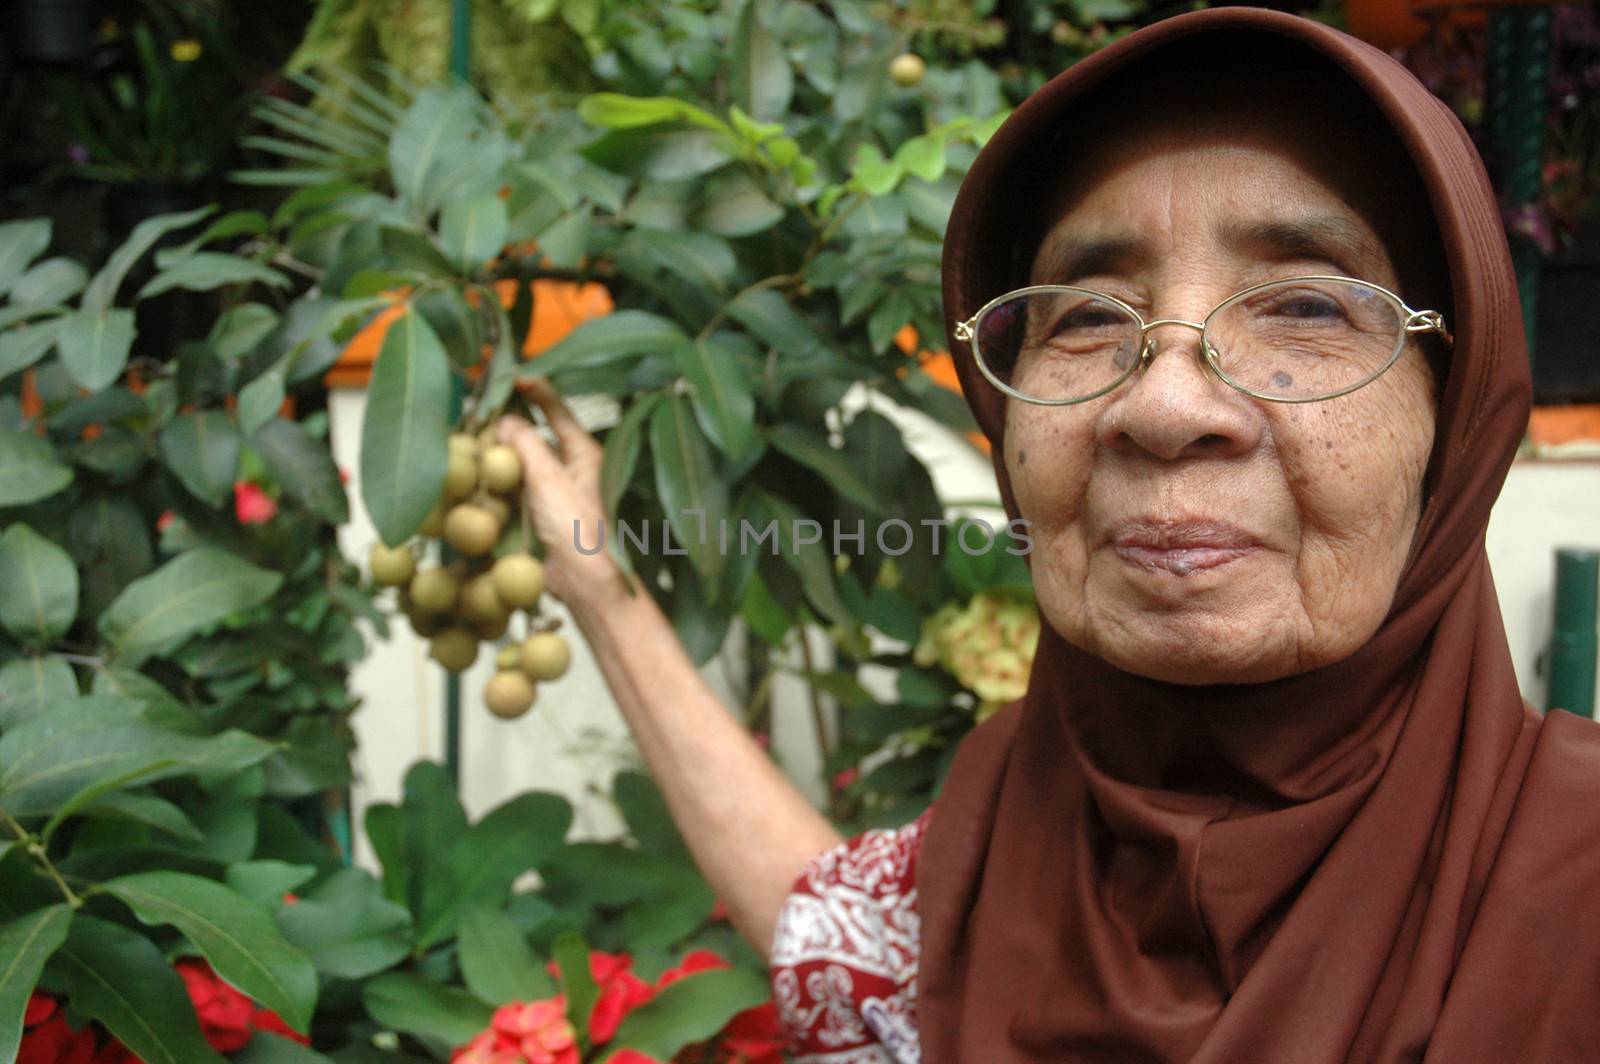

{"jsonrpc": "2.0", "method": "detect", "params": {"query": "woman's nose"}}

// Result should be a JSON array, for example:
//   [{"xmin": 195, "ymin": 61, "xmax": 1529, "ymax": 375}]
[{"xmin": 1095, "ymin": 322, "xmax": 1265, "ymax": 461}]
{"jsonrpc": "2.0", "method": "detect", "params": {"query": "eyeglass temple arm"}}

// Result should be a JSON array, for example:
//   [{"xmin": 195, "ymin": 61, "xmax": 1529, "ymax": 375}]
[{"xmin": 1405, "ymin": 309, "xmax": 1453, "ymax": 348}]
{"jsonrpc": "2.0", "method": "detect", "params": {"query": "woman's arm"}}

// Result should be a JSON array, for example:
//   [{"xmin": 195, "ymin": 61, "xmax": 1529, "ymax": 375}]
[{"xmin": 497, "ymin": 379, "xmax": 843, "ymax": 959}]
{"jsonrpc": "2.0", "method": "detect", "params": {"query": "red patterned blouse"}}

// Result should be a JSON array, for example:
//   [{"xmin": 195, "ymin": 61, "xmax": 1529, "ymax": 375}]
[{"xmin": 767, "ymin": 807, "xmax": 933, "ymax": 1064}]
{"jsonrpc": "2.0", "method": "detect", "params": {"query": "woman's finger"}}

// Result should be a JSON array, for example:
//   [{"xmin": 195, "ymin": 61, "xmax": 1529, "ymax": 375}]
[{"xmin": 521, "ymin": 376, "xmax": 599, "ymax": 461}]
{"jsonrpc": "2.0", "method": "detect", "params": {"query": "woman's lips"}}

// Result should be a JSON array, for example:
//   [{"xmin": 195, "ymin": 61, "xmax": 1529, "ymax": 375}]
[{"xmin": 1107, "ymin": 519, "xmax": 1261, "ymax": 576}]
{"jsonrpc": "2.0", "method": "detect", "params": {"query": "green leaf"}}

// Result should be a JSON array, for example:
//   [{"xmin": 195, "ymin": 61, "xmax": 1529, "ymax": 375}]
[
  {"xmin": 11, "ymin": 257, "xmax": 88, "ymax": 308},
  {"xmin": 765, "ymin": 423, "xmax": 887, "ymax": 514},
  {"xmin": 440, "ymin": 196, "xmax": 508, "ymax": 272},
  {"xmin": 0, "ymin": 429, "xmax": 73, "ymax": 507},
  {"xmin": 0, "ymin": 656, "xmax": 78, "ymax": 728},
  {"xmin": 232, "ymin": 1031, "xmax": 336, "ymax": 1063},
  {"xmin": 0, "ymin": 218, "xmax": 52, "ymax": 297},
  {"xmin": 360, "ymin": 307, "xmax": 451, "ymax": 546},
  {"xmin": 725, "ymin": 288, "xmax": 823, "ymax": 360},
  {"xmin": 697, "ymin": 170, "xmax": 784, "ymax": 237},
  {"xmin": 156, "ymin": 412, "xmax": 242, "ymax": 510},
  {"xmin": 276, "ymin": 867, "xmax": 412, "ymax": 980},
  {"xmin": 138, "ymin": 254, "xmax": 289, "ymax": 301},
  {"xmin": 101, "ymin": 871, "xmax": 316, "ymax": 1035},
  {"xmin": 57, "ymin": 307, "xmax": 136, "ymax": 392},
  {"xmin": 525, "ymin": 310, "xmax": 686, "ymax": 380},
  {"xmin": 551, "ymin": 930, "xmax": 599, "ymax": 1045},
  {"xmin": 476, "ymin": 304, "xmax": 519, "ymax": 423},
  {"xmin": 600, "ymin": 392, "xmax": 663, "ymax": 523},
  {"xmin": 415, "ymin": 792, "xmax": 574, "ymax": 950},
  {"xmin": 893, "ymin": 133, "xmax": 947, "ymax": 183},
  {"xmin": 752, "ymin": 489, "xmax": 849, "ymax": 623},
  {"xmin": 238, "ymin": 369, "xmax": 286, "ymax": 435},
  {"xmin": 535, "ymin": 205, "xmax": 591, "ymax": 270},
  {"xmin": 585, "ymin": 127, "xmax": 733, "ymax": 183},
  {"xmin": 208, "ymin": 303, "xmax": 279, "ymax": 362},
  {"xmin": 362, "ymin": 971, "xmax": 492, "ymax": 1046},
  {"xmin": 672, "ymin": 337, "xmax": 757, "ymax": 466},
  {"xmin": 457, "ymin": 904, "xmax": 555, "ymax": 1005},
  {"xmin": 379, "ymin": 225, "xmax": 456, "ymax": 278},
  {"xmin": 252, "ymin": 418, "xmax": 349, "ymax": 524},
  {"xmin": 0, "ymin": 905, "xmax": 72, "ymax": 1063},
  {"xmin": 83, "ymin": 205, "xmax": 215, "ymax": 313},
  {"xmin": 388, "ymin": 86, "xmax": 483, "ymax": 214},
  {"xmin": 850, "ymin": 143, "xmax": 901, "ymax": 197},
  {"xmin": 650, "ymin": 394, "xmax": 729, "ymax": 586},
  {"xmin": 57, "ymin": 913, "xmax": 228, "ymax": 1063},
  {"xmin": 0, "ymin": 696, "xmax": 273, "ymax": 818},
  {"xmin": 576, "ymin": 94, "xmax": 730, "ymax": 134},
  {"xmin": 602, "ymin": 967, "xmax": 770, "ymax": 1062},
  {"xmin": 100, "ymin": 548, "xmax": 283, "ymax": 665},
  {"xmin": 77, "ymin": 791, "xmax": 203, "ymax": 841},
  {"xmin": 618, "ymin": 228, "xmax": 736, "ymax": 295},
  {"xmin": 0, "ymin": 318, "xmax": 65, "ymax": 383},
  {"xmin": 225, "ymin": 861, "xmax": 317, "ymax": 911},
  {"xmin": 0, "ymin": 523, "xmax": 78, "ymax": 644},
  {"xmin": 731, "ymin": 0, "xmax": 794, "ymax": 122}
]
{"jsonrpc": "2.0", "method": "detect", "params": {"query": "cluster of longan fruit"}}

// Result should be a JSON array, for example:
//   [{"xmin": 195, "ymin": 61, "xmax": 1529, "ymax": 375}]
[{"xmin": 369, "ymin": 431, "xmax": 571, "ymax": 720}]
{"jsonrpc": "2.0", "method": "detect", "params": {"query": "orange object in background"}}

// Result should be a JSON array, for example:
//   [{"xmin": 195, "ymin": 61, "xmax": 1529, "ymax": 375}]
[
  {"xmin": 1527, "ymin": 405, "xmax": 1600, "ymax": 447},
  {"xmin": 1344, "ymin": 0, "xmax": 1431, "ymax": 49},
  {"xmin": 325, "ymin": 280, "xmax": 615, "ymax": 389},
  {"xmin": 893, "ymin": 324, "xmax": 990, "ymax": 454}
]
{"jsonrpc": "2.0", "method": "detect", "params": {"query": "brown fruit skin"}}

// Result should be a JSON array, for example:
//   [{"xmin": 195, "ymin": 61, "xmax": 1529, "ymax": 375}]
[
  {"xmin": 518, "ymin": 632, "xmax": 572, "ymax": 681},
  {"xmin": 430, "ymin": 628, "xmax": 480, "ymax": 673},
  {"xmin": 409, "ymin": 567, "xmax": 459, "ymax": 614},
  {"xmin": 476, "ymin": 494, "xmax": 511, "ymax": 527},
  {"xmin": 459, "ymin": 573, "xmax": 508, "ymax": 626},
  {"xmin": 491, "ymin": 554, "xmax": 545, "ymax": 609},
  {"xmin": 474, "ymin": 614, "xmax": 510, "ymax": 641},
  {"xmin": 484, "ymin": 670, "xmax": 537, "ymax": 719},
  {"xmin": 369, "ymin": 542, "xmax": 416, "ymax": 587},
  {"xmin": 480, "ymin": 445, "xmax": 523, "ymax": 494},
  {"xmin": 443, "ymin": 504, "xmax": 502, "ymax": 557},
  {"xmin": 889, "ymin": 52, "xmax": 926, "ymax": 87},
  {"xmin": 402, "ymin": 595, "xmax": 447, "ymax": 637},
  {"xmin": 444, "ymin": 451, "xmax": 479, "ymax": 500},
  {"xmin": 419, "ymin": 502, "xmax": 447, "ymax": 537}
]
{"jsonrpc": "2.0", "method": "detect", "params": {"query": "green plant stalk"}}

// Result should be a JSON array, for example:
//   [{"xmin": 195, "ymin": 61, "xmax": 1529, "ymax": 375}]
[{"xmin": 0, "ymin": 806, "xmax": 83, "ymax": 909}]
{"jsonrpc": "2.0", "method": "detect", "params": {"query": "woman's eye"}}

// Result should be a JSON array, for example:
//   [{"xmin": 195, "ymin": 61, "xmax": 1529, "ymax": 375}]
[
  {"xmin": 1266, "ymin": 292, "xmax": 1346, "ymax": 321},
  {"xmin": 1052, "ymin": 306, "xmax": 1122, "ymax": 332}
]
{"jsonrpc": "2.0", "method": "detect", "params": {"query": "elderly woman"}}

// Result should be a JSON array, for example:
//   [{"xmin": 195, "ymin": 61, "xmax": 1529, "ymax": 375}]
[{"xmin": 499, "ymin": 7, "xmax": 1600, "ymax": 1062}]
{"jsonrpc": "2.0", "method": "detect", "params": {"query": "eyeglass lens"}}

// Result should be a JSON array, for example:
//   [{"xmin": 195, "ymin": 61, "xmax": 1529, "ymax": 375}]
[{"xmin": 975, "ymin": 279, "xmax": 1408, "ymax": 403}]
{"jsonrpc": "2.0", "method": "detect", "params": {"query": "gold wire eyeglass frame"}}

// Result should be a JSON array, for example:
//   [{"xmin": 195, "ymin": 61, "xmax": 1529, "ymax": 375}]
[{"xmin": 952, "ymin": 274, "xmax": 1455, "ymax": 406}]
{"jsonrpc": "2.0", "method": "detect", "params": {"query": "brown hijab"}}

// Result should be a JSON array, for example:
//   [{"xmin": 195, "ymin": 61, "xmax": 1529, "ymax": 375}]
[{"xmin": 918, "ymin": 8, "xmax": 1600, "ymax": 1062}]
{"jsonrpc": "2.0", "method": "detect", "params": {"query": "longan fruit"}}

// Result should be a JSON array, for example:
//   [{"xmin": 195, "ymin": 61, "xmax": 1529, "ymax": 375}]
[
  {"xmin": 458, "ymin": 573, "xmax": 508, "ymax": 626},
  {"xmin": 518, "ymin": 632, "xmax": 571, "ymax": 682},
  {"xmin": 490, "ymin": 553, "xmax": 545, "ymax": 609},
  {"xmin": 480, "ymin": 445, "xmax": 523, "ymax": 494},
  {"xmin": 419, "ymin": 501, "xmax": 447, "ymax": 537},
  {"xmin": 369, "ymin": 542, "xmax": 416, "ymax": 587},
  {"xmin": 429, "ymin": 628, "xmax": 480, "ymax": 673},
  {"xmin": 484, "ymin": 670, "xmax": 537, "ymax": 719},
  {"xmin": 443, "ymin": 504, "xmax": 501, "ymax": 557},
  {"xmin": 889, "ymin": 52, "xmax": 926, "ymax": 87},
  {"xmin": 409, "ymin": 567, "xmax": 460, "ymax": 614},
  {"xmin": 444, "ymin": 450, "xmax": 479, "ymax": 500}
]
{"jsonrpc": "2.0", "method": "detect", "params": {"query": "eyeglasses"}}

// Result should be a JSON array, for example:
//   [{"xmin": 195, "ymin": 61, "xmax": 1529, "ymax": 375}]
[{"xmin": 952, "ymin": 275, "xmax": 1453, "ymax": 405}]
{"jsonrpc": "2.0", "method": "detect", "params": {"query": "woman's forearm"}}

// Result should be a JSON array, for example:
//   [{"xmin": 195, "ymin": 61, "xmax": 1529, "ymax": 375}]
[{"xmin": 567, "ymin": 572, "xmax": 844, "ymax": 960}]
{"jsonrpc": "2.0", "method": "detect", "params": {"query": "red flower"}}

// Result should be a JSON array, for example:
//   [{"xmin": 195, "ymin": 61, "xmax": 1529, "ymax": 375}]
[
  {"xmin": 608, "ymin": 1051, "xmax": 665, "ymax": 1064},
  {"xmin": 708, "ymin": 899, "xmax": 730, "ymax": 923},
  {"xmin": 546, "ymin": 951, "xmax": 656, "ymax": 1045},
  {"xmin": 90, "ymin": 1040, "xmax": 141, "ymax": 1064},
  {"xmin": 155, "ymin": 510, "xmax": 176, "ymax": 533},
  {"xmin": 656, "ymin": 949, "xmax": 729, "ymax": 988},
  {"xmin": 451, "ymin": 1029, "xmax": 524, "ymax": 1064},
  {"xmin": 24, "ymin": 991, "xmax": 57, "ymax": 1027},
  {"xmin": 17, "ymin": 1010, "xmax": 96, "ymax": 1064},
  {"xmin": 282, "ymin": 891, "xmax": 300, "ymax": 905},
  {"xmin": 175, "ymin": 957, "xmax": 308, "ymax": 1051},
  {"xmin": 232, "ymin": 482, "xmax": 278, "ymax": 525},
  {"xmin": 489, "ymin": 998, "xmax": 579, "ymax": 1064},
  {"xmin": 831, "ymin": 767, "xmax": 860, "ymax": 791},
  {"xmin": 655, "ymin": 952, "xmax": 790, "ymax": 1064}
]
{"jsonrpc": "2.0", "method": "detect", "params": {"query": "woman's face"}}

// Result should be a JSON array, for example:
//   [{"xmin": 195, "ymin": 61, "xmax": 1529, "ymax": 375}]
[{"xmin": 1008, "ymin": 122, "xmax": 1439, "ymax": 685}]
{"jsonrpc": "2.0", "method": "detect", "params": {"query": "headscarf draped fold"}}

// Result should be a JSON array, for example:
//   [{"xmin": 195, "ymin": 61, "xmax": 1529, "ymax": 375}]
[{"xmin": 917, "ymin": 9, "xmax": 1600, "ymax": 1061}]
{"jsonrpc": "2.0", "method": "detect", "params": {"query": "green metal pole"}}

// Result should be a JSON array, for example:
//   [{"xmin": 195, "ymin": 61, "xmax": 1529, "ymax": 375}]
[
  {"xmin": 1484, "ymin": 8, "xmax": 1552, "ymax": 373},
  {"xmin": 445, "ymin": 0, "xmax": 471, "ymax": 788},
  {"xmin": 1546, "ymin": 548, "xmax": 1598, "ymax": 718}
]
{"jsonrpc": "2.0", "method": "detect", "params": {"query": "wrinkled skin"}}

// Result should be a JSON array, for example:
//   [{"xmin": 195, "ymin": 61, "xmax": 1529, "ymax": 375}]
[{"xmin": 1006, "ymin": 117, "xmax": 1439, "ymax": 685}]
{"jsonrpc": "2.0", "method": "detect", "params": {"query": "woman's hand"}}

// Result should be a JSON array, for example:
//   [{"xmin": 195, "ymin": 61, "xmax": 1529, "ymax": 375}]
[{"xmin": 495, "ymin": 378, "xmax": 633, "ymax": 614}]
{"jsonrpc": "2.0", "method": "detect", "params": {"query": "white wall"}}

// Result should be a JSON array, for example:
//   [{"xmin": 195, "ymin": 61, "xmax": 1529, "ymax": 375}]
[{"xmin": 328, "ymin": 387, "xmax": 1600, "ymax": 873}]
